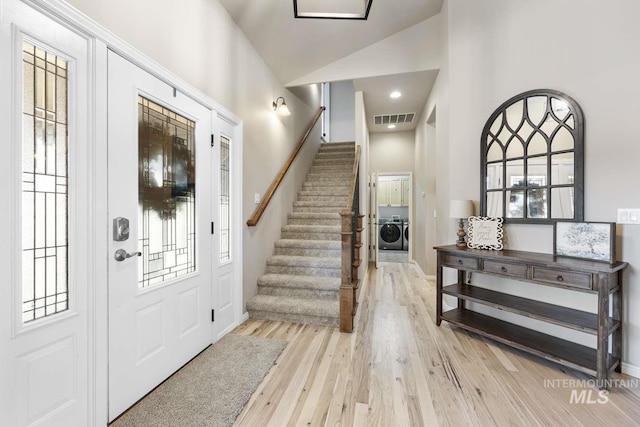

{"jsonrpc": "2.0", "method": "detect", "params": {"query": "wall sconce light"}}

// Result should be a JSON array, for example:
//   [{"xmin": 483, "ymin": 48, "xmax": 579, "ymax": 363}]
[
  {"xmin": 272, "ymin": 96, "xmax": 291, "ymax": 116},
  {"xmin": 450, "ymin": 200, "xmax": 474, "ymax": 247}
]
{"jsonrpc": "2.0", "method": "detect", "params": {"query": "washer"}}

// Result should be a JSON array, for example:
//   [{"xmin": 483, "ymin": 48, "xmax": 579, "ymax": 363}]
[
  {"xmin": 378, "ymin": 218, "xmax": 403, "ymax": 250},
  {"xmin": 402, "ymin": 220, "xmax": 409, "ymax": 251}
]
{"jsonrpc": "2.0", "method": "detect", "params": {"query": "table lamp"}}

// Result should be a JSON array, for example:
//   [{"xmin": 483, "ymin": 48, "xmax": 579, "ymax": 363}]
[{"xmin": 450, "ymin": 200, "xmax": 474, "ymax": 247}]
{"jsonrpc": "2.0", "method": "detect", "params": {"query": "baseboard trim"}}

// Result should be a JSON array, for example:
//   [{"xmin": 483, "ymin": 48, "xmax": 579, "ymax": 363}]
[
  {"xmin": 413, "ymin": 262, "xmax": 427, "ymax": 278},
  {"xmin": 621, "ymin": 362, "xmax": 640, "ymax": 379},
  {"xmin": 411, "ymin": 261, "xmax": 436, "ymax": 282},
  {"xmin": 241, "ymin": 311, "xmax": 249, "ymax": 323}
]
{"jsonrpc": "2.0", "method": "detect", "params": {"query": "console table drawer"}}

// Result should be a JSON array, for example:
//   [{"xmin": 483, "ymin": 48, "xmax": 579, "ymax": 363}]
[
  {"xmin": 443, "ymin": 254, "xmax": 478, "ymax": 270},
  {"xmin": 531, "ymin": 267, "xmax": 591, "ymax": 290},
  {"xmin": 483, "ymin": 260, "xmax": 527, "ymax": 278}
]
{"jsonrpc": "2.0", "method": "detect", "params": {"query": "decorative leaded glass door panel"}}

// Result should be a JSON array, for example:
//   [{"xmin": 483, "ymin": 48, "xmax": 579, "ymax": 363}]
[{"xmin": 107, "ymin": 51, "xmax": 213, "ymax": 421}]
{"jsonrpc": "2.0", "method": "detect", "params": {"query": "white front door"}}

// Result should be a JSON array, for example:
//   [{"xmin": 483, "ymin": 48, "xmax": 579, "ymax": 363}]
[
  {"xmin": 107, "ymin": 51, "xmax": 214, "ymax": 421},
  {"xmin": 0, "ymin": 1, "xmax": 92, "ymax": 425}
]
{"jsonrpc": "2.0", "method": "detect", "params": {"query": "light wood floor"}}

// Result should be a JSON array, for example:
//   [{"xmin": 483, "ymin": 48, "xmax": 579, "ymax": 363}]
[
  {"xmin": 232, "ymin": 261, "xmax": 640, "ymax": 427},
  {"xmin": 378, "ymin": 250, "xmax": 409, "ymax": 263}
]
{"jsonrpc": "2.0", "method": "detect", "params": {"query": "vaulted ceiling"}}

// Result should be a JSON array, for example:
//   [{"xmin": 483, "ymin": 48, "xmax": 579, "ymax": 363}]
[{"xmin": 218, "ymin": 0, "xmax": 444, "ymax": 132}]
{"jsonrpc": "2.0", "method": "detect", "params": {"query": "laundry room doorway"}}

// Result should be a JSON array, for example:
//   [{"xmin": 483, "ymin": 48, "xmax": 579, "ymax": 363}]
[{"xmin": 375, "ymin": 172, "xmax": 412, "ymax": 264}]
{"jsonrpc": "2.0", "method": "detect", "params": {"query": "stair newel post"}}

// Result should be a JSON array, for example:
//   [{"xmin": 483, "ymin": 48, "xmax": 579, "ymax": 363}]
[{"xmin": 354, "ymin": 213, "xmax": 364, "ymax": 306}]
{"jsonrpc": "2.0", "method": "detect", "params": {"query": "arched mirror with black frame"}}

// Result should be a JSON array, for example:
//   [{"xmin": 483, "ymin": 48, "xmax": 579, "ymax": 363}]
[{"xmin": 480, "ymin": 89, "xmax": 584, "ymax": 224}]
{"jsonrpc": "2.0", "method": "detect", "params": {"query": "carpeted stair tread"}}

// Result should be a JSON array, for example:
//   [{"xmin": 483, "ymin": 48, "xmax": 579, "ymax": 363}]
[
  {"xmin": 286, "ymin": 214, "xmax": 341, "ymax": 226},
  {"xmin": 314, "ymin": 157, "xmax": 354, "ymax": 162},
  {"xmin": 319, "ymin": 141, "xmax": 355, "ymax": 148},
  {"xmin": 257, "ymin": 274, "xmax": 340, "ymax": 291},
  {"xmin": 304, "ymin": 177, "xmax": 351, "ymax": 183},
  {"xmin": 288, "ymin": 212, "xmax": 342, "ymax": 219},
  {"xmin": 298, "ymin": 189, "xmax": 349, "ymax": 196},
  {"xmin": 266, "ymin": 255, "xmax": 341, "ymax": 269},
  {"xmin": 274, "ymin": 239, "xmax": 341, "ymax": 257},
  {"xmin": 293, "ymin": 199, "xmax": 346, "ymax": 206},
  {"xmin": 275, "ymin": 239, "xmax": 341, "ymax": 250},
  {"xmin": 247, "ymin": 295, "xmax": 339, "ymax": 319},
  {"xmin": 281, "ymin": 230, "xmax": 341, "ymax": 242},
  {"xmin": 307, "ymin": 170, "xmax": 352, "ymax": 176},
  {"xmin": 308, "ymin": 167, "xmax": 353, "ymax": 174},
  {"xmin": 301, "ymin": 183, "xmax": 350, "ymax": 190},
  {"xmin": 297, "ymin": 195, "xmax": 349, "ymax": 203},
  {"xmin": 292, "ymin": 206, "xmax": 347, "ymax": 213},
  {"xmin": 300, "ymin": 187, "xmax": 350, "ymax": 194},
  {"xmin": 282, "ymin": 224, "xmax": 341, "ymax": 232}
]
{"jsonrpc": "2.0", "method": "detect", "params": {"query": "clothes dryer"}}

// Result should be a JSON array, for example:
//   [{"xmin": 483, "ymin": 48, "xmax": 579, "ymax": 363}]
[
  {"xmin": 402, "ymin": 220, "xmax": 409, "ymax": 251},
  {"xmin": 378, "ymin": 218, "xmax": 403, "ymax": 250}
]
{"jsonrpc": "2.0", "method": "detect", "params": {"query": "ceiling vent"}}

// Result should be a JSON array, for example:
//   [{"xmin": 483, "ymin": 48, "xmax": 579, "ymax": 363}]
[{"xmin": 373, "ymin": 113, "xmax": 416, "ymax": 125}]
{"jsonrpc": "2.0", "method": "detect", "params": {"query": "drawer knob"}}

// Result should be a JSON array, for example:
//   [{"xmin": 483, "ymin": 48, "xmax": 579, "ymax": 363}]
[
  {"xmin": 457, "ymin": 259, "xmax": 463, "ymax": 265},
  {"xmin": 501, "ymin": 266, "xmax": 508, "ymax": 272},
  {"xmin": 557, "ymin": 275, "xmax": 564, "ymax": 282}
]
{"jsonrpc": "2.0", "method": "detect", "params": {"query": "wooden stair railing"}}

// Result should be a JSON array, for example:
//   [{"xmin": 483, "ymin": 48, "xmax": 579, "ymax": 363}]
[
  {"xmin": 339, "ymin": 145, "xmax": 362, "ymax": 333},
  {"xmin": 247, "ymin": 106, "xmax": 325, "ymax": 227}
]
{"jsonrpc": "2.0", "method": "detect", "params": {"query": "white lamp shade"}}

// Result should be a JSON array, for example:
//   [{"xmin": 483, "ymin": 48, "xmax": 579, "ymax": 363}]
[
  {"xmin": 277, "ymin": 103, "xmax": 291, "ymax": 116},
  {"xmin": 450, "ymin": 200, "xmax": 474, "ymax": 219}
]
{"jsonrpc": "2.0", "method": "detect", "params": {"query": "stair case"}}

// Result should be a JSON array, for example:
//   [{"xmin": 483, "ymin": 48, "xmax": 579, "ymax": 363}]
[{"xmin": 247, "ymin": 142, "xmax": 356, "ymax": 327}]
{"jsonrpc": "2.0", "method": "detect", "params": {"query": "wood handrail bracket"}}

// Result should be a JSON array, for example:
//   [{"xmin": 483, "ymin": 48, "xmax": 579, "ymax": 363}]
[{"xmin": 247, "ymin": 106, "xmax": 325, "ymax": 227}]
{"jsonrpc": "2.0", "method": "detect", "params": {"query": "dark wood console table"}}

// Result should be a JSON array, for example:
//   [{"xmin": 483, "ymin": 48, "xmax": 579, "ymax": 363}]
[{"xmin": 435, "ymin": 245, "xmax": 628, "ymax": 385}]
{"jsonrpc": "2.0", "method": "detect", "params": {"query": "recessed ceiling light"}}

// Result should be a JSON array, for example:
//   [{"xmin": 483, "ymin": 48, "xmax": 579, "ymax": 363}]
[
  {"xmin": 388, "ymin": 124, "xmax": 396, "ymax": 129},
  {"xmin": 390, "ymin": 91, "xmax": 402, "ymax": 99}
]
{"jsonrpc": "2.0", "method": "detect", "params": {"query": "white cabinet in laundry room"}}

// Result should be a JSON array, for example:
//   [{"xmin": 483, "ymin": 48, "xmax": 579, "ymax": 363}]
[
  {"xmin": 378, "ymin": 179, "xmax": 390, "ymax": 206},
  {"xmin": 388, "ymin": 177, "xmax": 402, "ymax": 206},
  {"xmin": 378, "ymin": 176, "xmax": 406, "ymax": 206},
  {"xmin": 401, "ymin": 176, "xmax": 410, "ymax": 206}
]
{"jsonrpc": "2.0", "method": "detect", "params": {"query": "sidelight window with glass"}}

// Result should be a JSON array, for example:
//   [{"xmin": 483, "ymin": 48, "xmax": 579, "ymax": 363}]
[
  {"xmin": 21, "ymin": 41, "xmax": 69, "ymax": 322},
  {"xmin": 219, "ymin": 135, "xmax": 231, "ymax": 263}
]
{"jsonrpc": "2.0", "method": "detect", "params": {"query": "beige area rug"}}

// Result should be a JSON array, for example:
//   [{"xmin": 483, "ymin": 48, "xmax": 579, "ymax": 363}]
[{"xmin": 111, "ymin": 334, "xmax": 287, "ymax": 427}]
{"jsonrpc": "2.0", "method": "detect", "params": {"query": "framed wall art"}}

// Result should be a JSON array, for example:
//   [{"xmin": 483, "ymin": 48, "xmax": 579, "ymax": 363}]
[
  {"xmin": 553, "ymin": 221, "xmax": 616, "ymax": 263},
  {"xmin": 467, "ymin": 216, "xmax": 504, "ymax": 250}
]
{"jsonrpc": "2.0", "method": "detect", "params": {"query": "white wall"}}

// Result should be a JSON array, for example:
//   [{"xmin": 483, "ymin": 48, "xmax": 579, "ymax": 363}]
[
  {"xmin": 414, "ymin": 107, "xmax": 439, "ymax": 275},
  {"xmin": 414, "ymin": 4, "xmax": 450, "ymax": 277},
  {"xmin": 369, "ymin": 131, "xmax": 416, "ymax": 173},
  {"xmin": 330, "ymin": 80, "xmax": 356, "ymax": 142},
  {"xmin": 66, "ymin": 0, "xmax": 323, "ymax": 309},
  {"xmin": 286, "ymin": 14, "xmax": 442, "ymax": 87},
  {"xmin": 432, "ymin": 0, "xmax": 640, "ymax": 375}
]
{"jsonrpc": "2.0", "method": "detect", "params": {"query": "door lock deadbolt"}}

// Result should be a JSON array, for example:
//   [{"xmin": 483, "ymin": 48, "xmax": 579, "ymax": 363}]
[{"xmin": 113, "ymin": 217, "xmax": 130, "ymax": 241}]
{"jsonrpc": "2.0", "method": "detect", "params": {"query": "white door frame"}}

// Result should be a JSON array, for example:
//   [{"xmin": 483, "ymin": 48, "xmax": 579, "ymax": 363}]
[
  {"xmin": 3, "ymin": 1, "xmax": 244, "ymax": 424},
  {"xmin": 375, "ymin": 171, "xmax": 413, "ymax": 262}
]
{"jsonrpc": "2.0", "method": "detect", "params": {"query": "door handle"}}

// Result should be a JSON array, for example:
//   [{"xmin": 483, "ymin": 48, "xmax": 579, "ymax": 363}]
[{"xmin": 114, "ymin": 249, "xmax": 141, "ymax": 262}]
